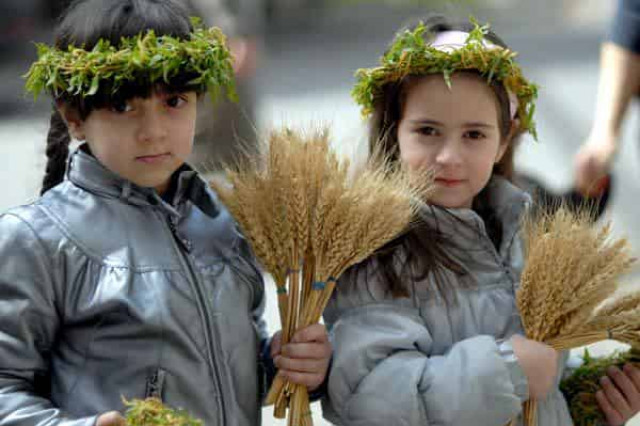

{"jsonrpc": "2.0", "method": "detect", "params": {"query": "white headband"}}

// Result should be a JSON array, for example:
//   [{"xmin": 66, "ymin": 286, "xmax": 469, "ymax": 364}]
[{"xmin": 431, "ymin": 30, "xmax": 519, "ymax": 120}]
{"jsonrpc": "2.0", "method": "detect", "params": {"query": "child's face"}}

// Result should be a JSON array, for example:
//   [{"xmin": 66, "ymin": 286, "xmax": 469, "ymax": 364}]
[
  {"xmin": 397, "ymin": 73, "xmax": 508, "ymax": 209},
  {"xmin": 73, "ymin": 90, "xmax": 197, "ymax": 194}
]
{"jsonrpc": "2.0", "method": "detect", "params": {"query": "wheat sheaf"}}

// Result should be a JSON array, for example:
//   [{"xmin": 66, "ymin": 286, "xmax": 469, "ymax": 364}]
[
  {"xmin": 211, "ymin": 126, "xmax": 432, "ymax": 426},
  {"xmin": 510, "ymin": 206, "xmax": 638, "ymax": 426}
]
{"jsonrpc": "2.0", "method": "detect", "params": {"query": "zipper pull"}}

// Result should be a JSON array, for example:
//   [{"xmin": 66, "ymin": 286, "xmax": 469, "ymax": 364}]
[{"xmin": 145, "ymin": 368, "xmax": 166, "ymax": 401}]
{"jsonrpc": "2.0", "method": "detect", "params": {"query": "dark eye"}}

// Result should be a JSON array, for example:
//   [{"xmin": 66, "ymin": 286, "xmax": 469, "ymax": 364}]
[
  {"xmin": 166, "ymin": 95, "xmax": 186, "ymax": 108},
  {"xmin": 465, "ymin": 130, "xmax": 485, "ymax": 140},
  {"xmin": 110, "ymin": 99, "xmax": 133, "ymax": 113},
  {"xmin": 418, "ymin": 126, "xmax": 438, "ymax": 136}
]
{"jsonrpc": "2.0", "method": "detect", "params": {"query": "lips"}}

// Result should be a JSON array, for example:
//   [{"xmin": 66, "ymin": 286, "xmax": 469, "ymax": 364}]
[
  {"xmin": 435, "ymin": 177, "xmax": 465, "ymax": 187},
  {"xmin": 135, "ymin": 153, "xmax": 171, "ymax": 164}
]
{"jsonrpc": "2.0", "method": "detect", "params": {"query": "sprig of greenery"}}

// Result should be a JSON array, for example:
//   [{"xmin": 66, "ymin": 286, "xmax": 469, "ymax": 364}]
[
  {"xmin": 560, "ymin": 348, "xmax": 640, "ymax": 426},
  {"xmin": 123, "ymin": 397, "xmax": 203, "ymax": 426},
  {"xmin": 24, "ymin": 18, "xmax": 236, "ymax": 103},
  {"xmin": 352, "ymin": 17, "xmax": 538, "ymax": 138}
]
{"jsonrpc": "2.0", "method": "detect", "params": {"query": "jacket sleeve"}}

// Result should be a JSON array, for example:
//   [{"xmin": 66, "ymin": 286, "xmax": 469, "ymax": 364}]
[
  {"xmin": 323, "ymin": 303, "xmax": 529, "ymax": 426},
  {"xmin": 0, "ymin": 213, "xmax": 97, "ymax": 426},
  {"xmin": 609, "ymin": 0, "xmax": 640, "ymax": 54},
  {"xmin": 234, "ymin": 232, "xmax": 275, "ymax": 401}
]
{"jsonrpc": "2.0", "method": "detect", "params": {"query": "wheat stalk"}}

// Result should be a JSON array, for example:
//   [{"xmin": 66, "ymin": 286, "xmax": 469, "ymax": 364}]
[
  {"xmin": 211, "ymin": 125, "xmax": 429, "ymax": 425},
  {"xmin": 512, "ymin": 205, "xmax": 636, "ymax": 426}
]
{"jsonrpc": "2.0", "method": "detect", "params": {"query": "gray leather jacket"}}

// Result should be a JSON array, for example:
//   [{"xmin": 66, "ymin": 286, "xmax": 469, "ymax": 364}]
[
  {"xmin": 0, "ymin": 148, "xmax": 270, "ymax": 425},
  {"xmin": 322, "ymin": 177, "xmax": 573, "ymax": 426}
]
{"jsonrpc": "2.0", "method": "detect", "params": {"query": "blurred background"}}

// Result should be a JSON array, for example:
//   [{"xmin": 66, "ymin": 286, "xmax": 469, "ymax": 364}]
[{"xmin": 1, "ymin": 0, "xmax": 638, "ymax": 424}]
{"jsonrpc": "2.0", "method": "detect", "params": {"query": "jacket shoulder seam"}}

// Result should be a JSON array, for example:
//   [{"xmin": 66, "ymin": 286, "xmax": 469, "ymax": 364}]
[{"xmin": 35, "ymin": 204, "xmax": 171, "ymax": 272}]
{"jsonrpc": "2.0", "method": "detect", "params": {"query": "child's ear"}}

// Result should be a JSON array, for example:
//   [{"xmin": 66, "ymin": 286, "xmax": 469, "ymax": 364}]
[{"xmin": 56, "ymin": 102, "xmax": 86, "ymax": 141}]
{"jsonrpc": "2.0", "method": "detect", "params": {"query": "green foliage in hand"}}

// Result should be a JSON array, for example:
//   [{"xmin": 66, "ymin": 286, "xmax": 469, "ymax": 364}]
[{"xmin": 123, "ymin": 397, "xmax": 203, "ymax": 426}]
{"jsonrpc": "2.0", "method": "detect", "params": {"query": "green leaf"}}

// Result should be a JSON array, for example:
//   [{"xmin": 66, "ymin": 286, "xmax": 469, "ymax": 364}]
[
  {"xmin": 87, "ymin": 75, "xmax": 100, "ymax": 96},
  {"xmin": 351, "ymin": 16, "xmax": 538, "ymax": 137},
  {"xmin": 443, "ymin": 68, "xmax": 453, "ymax": 89},
  {"xmin": 23, "ymin": 20, "xmax": 236, "ymax": 104}
]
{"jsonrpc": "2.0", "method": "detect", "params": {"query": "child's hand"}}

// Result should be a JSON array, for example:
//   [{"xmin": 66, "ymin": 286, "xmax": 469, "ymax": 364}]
[
  {"xmin": 511, "ymin": 334, "xmax": 559, "ymax": 400},
  {"xmin": 595, "ymin": 363, "xmax": 640, "ymax": 426},
  {"xmin": 96, "ymin": 411, "xmax": 126, "ymax": 426},
  {"xmin": 271, "ymin": 324, "xmax": 332, "ymax": 392}
]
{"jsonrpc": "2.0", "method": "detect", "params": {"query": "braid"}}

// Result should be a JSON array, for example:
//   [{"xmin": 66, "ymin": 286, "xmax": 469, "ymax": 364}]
[{"xmin": 41, "ymin": 109, "xmax": 71, "ymax": 195}]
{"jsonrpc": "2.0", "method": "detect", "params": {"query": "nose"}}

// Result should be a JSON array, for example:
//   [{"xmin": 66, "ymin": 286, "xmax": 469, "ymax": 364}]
[
  {"xmin": 435, "ymin": 138, "xmax": 463, "ymax": 168},
  {"xmin": 136, "ymin": 105, "xmax": 168, "ymax": 144}
]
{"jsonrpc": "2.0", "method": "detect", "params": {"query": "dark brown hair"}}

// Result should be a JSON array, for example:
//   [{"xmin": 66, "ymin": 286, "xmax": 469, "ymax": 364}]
[
  {"xmin": 41, "ymin": 0, "xmax": 200, "ymax": 195},
  {"xmin": 362, "ymin": 15, "xmax": 523, "ymax": 299}
]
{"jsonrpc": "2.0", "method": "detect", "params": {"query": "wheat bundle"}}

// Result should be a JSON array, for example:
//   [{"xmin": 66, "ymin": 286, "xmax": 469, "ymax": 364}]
[
  {"xmin": 211, "ymin": 126, "xmax": 430, "ymax": 425},
  {"xmin": 510, "ymin": 206, "xmax": 637, "ymax": 426}
]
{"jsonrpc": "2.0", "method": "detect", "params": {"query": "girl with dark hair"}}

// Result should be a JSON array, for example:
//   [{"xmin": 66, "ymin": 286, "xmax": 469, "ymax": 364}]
[
  {"xmin": 0, "ymin": 1, "xmax": 330, "ymax": 425},
  {"xmin": 321, "ymin": 16, "xmax": 639, "ymax": 426}
]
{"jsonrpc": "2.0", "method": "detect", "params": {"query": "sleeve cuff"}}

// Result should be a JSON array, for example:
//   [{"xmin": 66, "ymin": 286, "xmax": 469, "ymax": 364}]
[
  {"xmin": 498, "ymin": 339, "xmax": 530, "ymax": 403},
  {"xmin": 308, "ymin": 356, "xmax": 332, "ymax": 402}
]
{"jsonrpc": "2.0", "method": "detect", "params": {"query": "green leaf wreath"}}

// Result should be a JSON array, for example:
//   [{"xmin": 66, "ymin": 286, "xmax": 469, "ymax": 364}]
[
  {"xmin": 352, "ymin": 17, "xmax": 539, "ymax": 138},
  {"xmin": 24, "ymin": 18, "xmax": 236, "ymax": 103}
]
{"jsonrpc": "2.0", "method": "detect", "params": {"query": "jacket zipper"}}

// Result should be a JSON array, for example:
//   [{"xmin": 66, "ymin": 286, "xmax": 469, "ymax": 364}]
[{"xmin": 166, "ymin": 214, "xmax": 227, "ymax": 425}]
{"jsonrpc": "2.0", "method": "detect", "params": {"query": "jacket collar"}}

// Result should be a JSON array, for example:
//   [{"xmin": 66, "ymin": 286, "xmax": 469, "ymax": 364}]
[
  {"xmin": 415, "ymin": 176, "xmax": 530, "ymax": 255},
  {"xmin": 66, "ymin": 145, "xmax": 219, "ymax": 218}
]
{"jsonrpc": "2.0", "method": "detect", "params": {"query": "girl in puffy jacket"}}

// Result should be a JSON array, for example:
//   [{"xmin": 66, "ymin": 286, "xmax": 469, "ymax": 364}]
[{"xmin": 322, "ymin": 15, "xmax": 640, "ymax": 426}]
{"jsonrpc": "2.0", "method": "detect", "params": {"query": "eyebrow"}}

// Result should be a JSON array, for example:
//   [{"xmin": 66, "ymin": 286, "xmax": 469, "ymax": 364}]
[
  {"xmin": 153, "ymin": 84, "xmax": 192, "ymax": 96},
  {"xmin": 155, "ymin": 88, "xmax": 185, "ymax": 96},
  {"xmin": 407, "ymin": 119, "xmax": 496, "ymax": 129}
]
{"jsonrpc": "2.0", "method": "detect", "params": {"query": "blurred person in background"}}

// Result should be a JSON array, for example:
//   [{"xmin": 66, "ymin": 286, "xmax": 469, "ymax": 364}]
[
  {"xmin": 521, "ymin": 0, "xmax": 638, "ymax": 220},
  {"xmin": 573, "ymin": 0, "xmax": 639, "ymax": 199},
  {"xmin": 186, "ymin": 0, "xmax": 264, "ymax": 172},
  {"xmin": 0, "ymin": 0, "xmax": 41, "ymax": 56},
  {"xmin": 0, "ymin": 0, "xmax": 47, "ymax": 115}
]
